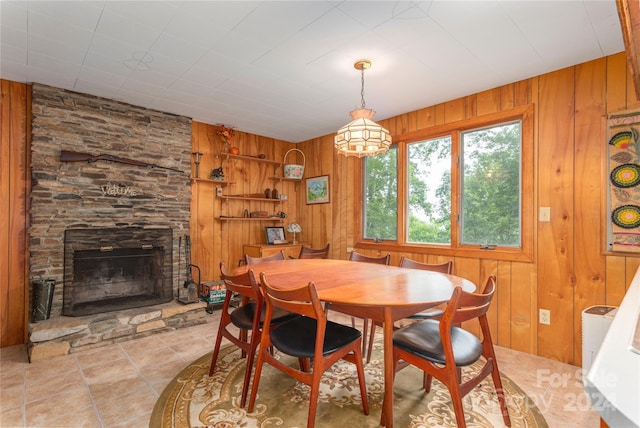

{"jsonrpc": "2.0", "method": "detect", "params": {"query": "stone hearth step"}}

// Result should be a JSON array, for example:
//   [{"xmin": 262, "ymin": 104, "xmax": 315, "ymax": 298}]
[{"xmin": 28, "ymin": 300, "xmax": 207, "ymax": 362}]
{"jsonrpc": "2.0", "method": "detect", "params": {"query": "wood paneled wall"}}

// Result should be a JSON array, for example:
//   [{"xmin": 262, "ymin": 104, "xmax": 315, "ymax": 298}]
[
  {"xmin": 3, "ymin": 53, "xmax": 640, "ymax": 360},
  {"xmin": 293, "ymin": 52, "xmax": 640, "ymax": 365},
  {"xmin": 1, "ymin": 80, "xmax": 30, "ymax": 347},
  {"xmin": 189, "ymin": 123, "xmax": 298, "ymax": 280}
]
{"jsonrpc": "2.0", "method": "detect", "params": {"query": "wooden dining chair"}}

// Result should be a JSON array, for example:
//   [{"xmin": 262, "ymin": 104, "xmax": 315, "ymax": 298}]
[
  {"xmin": 247, "ymin": 272, "xmax": 369, "ymax": 428},
  {"xmin": 389, "ymin": 275, "xmax": 511, "ymax": 428},
  {"xmin": 296, "ymin": 243, "xmax": 330, "ymax": 259},
  {"xmin": 325, "ymin": 250, "xmax": 390, "ymax": 356},
  {"xmin": 244, "ymin": 250, "xmax": 285, "ymax": 265},
  {"xmin": 366, "ymin": 256, "xmax": 453, "ymax": 362},
  {"xmin": 208, "ymin": 262, "xmax": 297, "ymax": 407}
]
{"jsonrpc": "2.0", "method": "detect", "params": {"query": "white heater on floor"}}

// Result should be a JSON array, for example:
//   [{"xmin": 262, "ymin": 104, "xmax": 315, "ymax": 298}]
[{"xmin": 582, "ymin": 305, "xmax": 618, "ymax": 376}]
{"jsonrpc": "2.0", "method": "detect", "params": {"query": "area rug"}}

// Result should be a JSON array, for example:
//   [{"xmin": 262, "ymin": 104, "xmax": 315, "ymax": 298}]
[{"xmin": 151, "ymin": 339, "xmax": 548, "ymax": 427}]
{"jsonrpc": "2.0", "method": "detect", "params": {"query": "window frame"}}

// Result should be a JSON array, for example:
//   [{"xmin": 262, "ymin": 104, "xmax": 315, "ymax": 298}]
[{"xmin": 357, "ymin": 104, "xmax": 534, "ymax": 262}]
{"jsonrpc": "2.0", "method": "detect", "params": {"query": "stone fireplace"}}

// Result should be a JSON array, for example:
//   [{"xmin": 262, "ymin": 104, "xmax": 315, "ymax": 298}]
[
  {"xmin": 63, "ymin": 227, "xmax": 173, "ymax": 317},
  {"xmin": 27, "ymin": 84, "xmax": 204, "ymax": 360}
]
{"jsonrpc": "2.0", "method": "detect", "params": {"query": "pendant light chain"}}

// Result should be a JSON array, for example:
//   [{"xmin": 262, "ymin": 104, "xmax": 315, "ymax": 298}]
[{"xmin": 360, "ymin": 67, "xmax": 366, "ymax": 109}]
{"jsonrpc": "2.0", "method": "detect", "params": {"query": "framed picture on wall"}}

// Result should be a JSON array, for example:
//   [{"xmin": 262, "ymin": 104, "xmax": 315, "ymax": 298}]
[
  {"xmin": 306, "ymin": 175, "xmax": 330, "ymax": 204},
  {"xmin": 265, "ymin": 226, "xmax": 286, "ymax": 245}
]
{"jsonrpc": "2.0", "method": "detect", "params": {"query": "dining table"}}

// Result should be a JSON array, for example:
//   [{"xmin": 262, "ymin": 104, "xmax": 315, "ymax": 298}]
[{"xmin": 236, "ymin": 258, "xmax": 476, "ymax": 427}]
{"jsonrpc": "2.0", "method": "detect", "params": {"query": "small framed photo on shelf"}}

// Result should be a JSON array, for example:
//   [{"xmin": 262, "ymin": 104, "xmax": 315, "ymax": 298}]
[
  {"xmin": 306, "ymin": 175, "xmax": 330, "ymax": 205},
  {"xmin": 265, "ymin": 226, "xmax": 286, "ymax": 245}
]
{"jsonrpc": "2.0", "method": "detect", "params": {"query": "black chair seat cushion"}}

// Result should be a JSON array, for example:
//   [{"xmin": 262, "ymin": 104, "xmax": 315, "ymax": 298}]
[
  {"xmin": 393, "ymin": 319, "xmax": 482, "ymax": 367},
  {"xmin": 407, "ymin": 307, "xmax": 445, "ymax": 320},
  {"xmin": 231, "ymin": 303, "xmax": 298, "ymax": 330},
  {"xmin": 270, "ymin": 316, "xmax": 361, "ymax": 358}
]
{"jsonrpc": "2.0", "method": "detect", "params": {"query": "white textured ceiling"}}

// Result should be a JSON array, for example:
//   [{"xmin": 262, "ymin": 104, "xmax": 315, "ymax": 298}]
[{"xmin": 0, "ymin": 1, "xmax": 625, "ymax": 142}]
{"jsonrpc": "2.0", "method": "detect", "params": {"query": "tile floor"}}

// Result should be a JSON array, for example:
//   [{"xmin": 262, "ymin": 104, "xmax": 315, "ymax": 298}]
[{"xmin": 1, "ymin": 311, "xmax": 600, "ymax": 427}]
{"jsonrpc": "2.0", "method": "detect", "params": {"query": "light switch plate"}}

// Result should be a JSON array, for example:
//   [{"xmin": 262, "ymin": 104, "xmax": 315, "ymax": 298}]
[{"xmin": 539, "ymin": 207, "xmax": 551, "ymax": 222}]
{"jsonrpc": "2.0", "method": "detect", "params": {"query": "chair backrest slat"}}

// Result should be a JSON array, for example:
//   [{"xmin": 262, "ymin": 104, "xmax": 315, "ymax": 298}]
[
  {"xmin": 244, "ymin": 250, "xmax": 285, "ymax": 265},
  {"xmin": 219, "ymin": 262, "xmax": 258, "ymax": 299},
  {"xmin": 443, "ymin": 276, "xmax": 496, "ymax": 326},
  {"xmin": 298, "ymin": 243, "xmax": 330, "ymax": 259},
  {"xmin": 399, "ymin": 256, "xmax": 452, "ymax": 274},
  {"xmin": 259, "ymin": 272, "xmax": 324, "ymax": 321},
  {"xmin": 349, "ymin": 250, "xmax": 390, "ymax": 265}
]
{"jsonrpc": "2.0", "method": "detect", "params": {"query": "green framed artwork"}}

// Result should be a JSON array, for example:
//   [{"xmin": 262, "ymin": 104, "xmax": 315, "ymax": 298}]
[{"xmin": 306, "ymin": 175, "xmax": 329, "ymax": 204}]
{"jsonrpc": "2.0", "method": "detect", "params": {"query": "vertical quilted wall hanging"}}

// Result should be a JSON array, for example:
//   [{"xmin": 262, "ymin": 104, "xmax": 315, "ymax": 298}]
[{"xmin": 607, "ymin": 108, "xmax": 640, "ymax": 252}]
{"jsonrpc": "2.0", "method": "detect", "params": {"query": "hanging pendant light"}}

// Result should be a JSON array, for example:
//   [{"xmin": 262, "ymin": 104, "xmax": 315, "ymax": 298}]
[{"xmin": 335, "ymin": 59, "xmax": 391, "ymax": 158}]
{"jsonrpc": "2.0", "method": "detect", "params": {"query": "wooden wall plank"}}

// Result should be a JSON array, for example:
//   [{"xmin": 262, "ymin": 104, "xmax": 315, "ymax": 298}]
[
  {"xmin": 444, "ymin": 98, "xmax": 465, "ymax": 123},
  {"xmin": 605, "ymin": 256, "xmax": 627, "ymax": 306},
  {"xmin": 1, "ymin": 80, "xmax": 29, "ymax": 346},
  {"xmin": 496, "ymin": 260, "xmax": 512, "ymax": 348},
  {"xmin": 607, "ymin": 53, "xmax": 630, "ymax": 113},
  {"xmin": 510, "ymin": 262, "xmax": 536, "ymax": 354},
  {"xmin": 572, "ymin": 58, "xmax": 607, "ymax": 365},
  {"xmin": 476, "ymin": 88, "xmax": 501, "ymax": 116},
  {"xmin": 536, "ymin": 67, "xmax": 576, "ymax": 363}
]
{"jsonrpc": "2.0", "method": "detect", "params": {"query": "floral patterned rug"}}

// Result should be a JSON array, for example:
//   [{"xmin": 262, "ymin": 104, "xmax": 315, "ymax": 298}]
[{"xmin": 151, "ymin": 340, "xmax": 547, "ymax": 427}]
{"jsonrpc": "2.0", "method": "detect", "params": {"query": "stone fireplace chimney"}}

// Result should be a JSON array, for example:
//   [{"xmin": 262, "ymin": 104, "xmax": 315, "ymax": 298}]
[{"xmin": 29, "ymin": 83, "xmax": 192, "ymax": 319}]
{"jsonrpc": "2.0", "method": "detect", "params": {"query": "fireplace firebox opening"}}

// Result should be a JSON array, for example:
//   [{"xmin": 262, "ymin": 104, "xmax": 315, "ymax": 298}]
[{"xmin": 63, "ymin": 227, "xmax": 173, "ymax": 317}]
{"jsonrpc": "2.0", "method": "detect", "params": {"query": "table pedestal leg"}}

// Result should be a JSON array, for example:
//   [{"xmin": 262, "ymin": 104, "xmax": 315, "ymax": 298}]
[{"xmin": 380, "ymin": 307, "xmax": 394, "ymax": 427}]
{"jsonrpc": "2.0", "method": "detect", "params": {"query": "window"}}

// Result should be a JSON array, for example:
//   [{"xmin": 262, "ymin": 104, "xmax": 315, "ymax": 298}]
[
  {"xmin": 407, "ymin": 137, "xmax": 451, "ymax": 244},
  {"xmin": 363, "ymin": 147, "xmax": 397, "ymax": 241},
  {"xmin": 461, "ymin": 122, "xmax": 521, "ymax": 246},
  {"xmin": 361, "ymin": 105, "xmax": 533, "ymax": 261}
]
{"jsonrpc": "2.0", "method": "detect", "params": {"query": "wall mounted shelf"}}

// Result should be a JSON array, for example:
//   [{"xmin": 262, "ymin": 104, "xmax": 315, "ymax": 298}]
[
  {"xmin": 217, "ymin": 217, "xmax": 283, "ymax": 222},
  {"xmin": 191, "ymin": 178, "xmax": 234, "ymax": 185},
  {"xmin": 269, "ymin": 176, "xmax": 302, "ymax": 183},
  {"xmin": 220, "ymin": 196, "xmax": 282, "ymax": 202},
  {"xmin": 220, "ymin": 153, "xmax": 283, "ymax": 167}
]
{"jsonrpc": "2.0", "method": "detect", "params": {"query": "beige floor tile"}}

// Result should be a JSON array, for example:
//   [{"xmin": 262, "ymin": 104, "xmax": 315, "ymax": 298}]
[
  {"xmin": 25, "ymin": 369, "xmax": 86, "ymax": 403},
  {"xmin": 0, "ymin": 344, "xmax": 28, "ymax": 362},
  {"xmin": 0, "ymin": 383, "xmax": 24, "ymax": 413},
  {"xmin": 89, "ymin": 372, "xmax": 153, "ymax": 405},
  {"xmin": 123, "ymin": 344, "xmax": 177, "ymax": 369},
  {"xmin": 0, "ymin": 404, "xmax": 25, "ymax": 427},
  {"xmin": 25, "ymin": 387, "xmax": 94, "ymax": 426},
  {"xmin": 34, "ymin": 405, "xmax": 102, "ymax": 428},
  {"xmin": 94, "ymin": 388, "xmax": 158, "ymax": 427},
  {"xmin": 1, "ymin": 364, "xmax": 25, "ymax": 389},
  {"xmin": 81, "ymin": 356, "xmax": 138, "ymax": 386},
  {"xmin": 169, "ymin": 336, "xmax": 214, "ymax": 362},
  {"xmin": 74, "ymin": 343, "xmax": 129, "ymax": 371}
]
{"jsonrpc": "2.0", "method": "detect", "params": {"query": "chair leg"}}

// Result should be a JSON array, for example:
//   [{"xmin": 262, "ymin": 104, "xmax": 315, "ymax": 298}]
[
  {"xmin": 489, "ymin": 358, "xmax": 511, "ymax": 426},
  {"xmin": 247, "ymin": 349, "xmax": 266, "ymax": 413},
  {"xmin": 239, "ymin": 328, "xmax": 248, "ymax": 358},
  {"xmin": 361, "ymin": 318, "xmax": 369, "ymax": 355},
  {"xmin": 306, "ymin": 371, "xmax": 323, "ymax": 428},
  {"xmin": 239, "ymin": 334, "xmax": 260, "ymax": 408},
  {"xmin": 447, "ymin": 377, "xmax": 468, "ymax": 428},
  {"xmin": 366, "ymin": 322, "xmax": 377, "ymax": 363},
  {"xmin": 352, "ymin": 345, "xmax": 370, "ymax": 416}
]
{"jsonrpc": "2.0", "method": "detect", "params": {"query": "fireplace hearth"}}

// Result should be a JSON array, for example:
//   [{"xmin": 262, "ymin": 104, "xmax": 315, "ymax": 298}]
[{"xmin": 63, "ymin": 227, "xmax": 173, "ymax": 317}]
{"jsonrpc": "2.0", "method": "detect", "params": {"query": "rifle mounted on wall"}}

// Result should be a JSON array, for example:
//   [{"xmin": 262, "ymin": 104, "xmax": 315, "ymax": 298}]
[{"xmin": 60, "ymin": 150, "xmax": 182, "ymax": 173}]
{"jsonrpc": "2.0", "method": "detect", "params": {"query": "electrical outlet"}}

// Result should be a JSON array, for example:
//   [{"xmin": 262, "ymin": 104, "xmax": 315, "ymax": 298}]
[
  {"xmin": 539, "ymin": 309, "xmax": 551, "ymax": 325},
  {"xmin": 346, "ymin": 247, "xmax": 354, "ymax": 253}
]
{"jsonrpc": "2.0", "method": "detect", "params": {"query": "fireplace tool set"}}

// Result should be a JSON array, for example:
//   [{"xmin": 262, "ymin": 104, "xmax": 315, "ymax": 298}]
[{"xmin": 177, "ymin": 235, "xmax": 201, "ymax": 304}]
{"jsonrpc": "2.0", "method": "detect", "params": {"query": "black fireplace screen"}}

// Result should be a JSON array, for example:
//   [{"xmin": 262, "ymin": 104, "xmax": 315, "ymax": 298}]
[{"xmin": 63, "ymin": 227, "xmax": 173, "ymax": 316}]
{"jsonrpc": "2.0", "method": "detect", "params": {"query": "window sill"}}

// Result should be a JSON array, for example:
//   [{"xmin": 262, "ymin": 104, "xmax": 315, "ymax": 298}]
[{"xmin": 355, "ymin": 241, "xmax": 534, "ymax": 263}]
